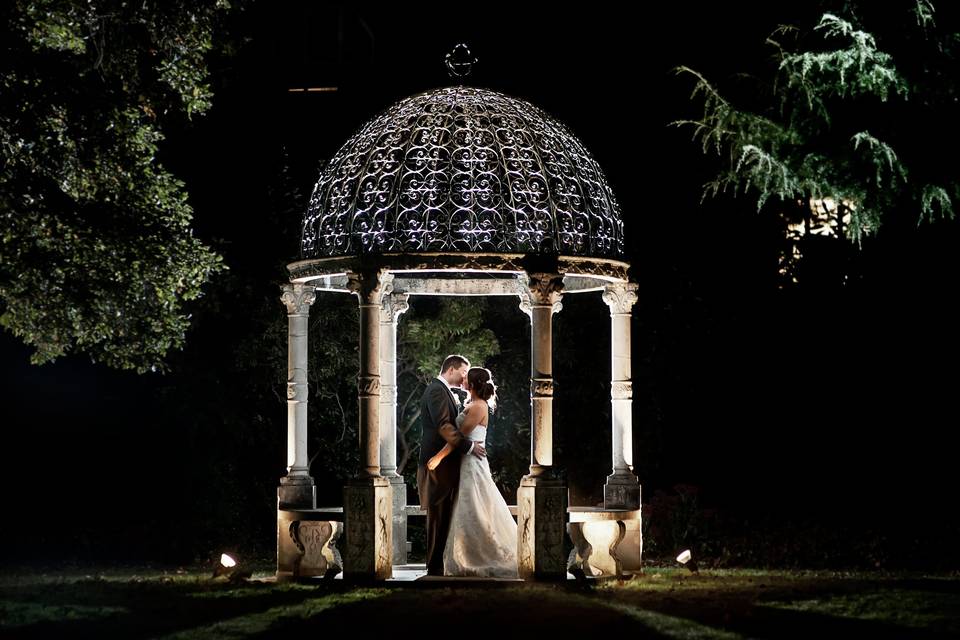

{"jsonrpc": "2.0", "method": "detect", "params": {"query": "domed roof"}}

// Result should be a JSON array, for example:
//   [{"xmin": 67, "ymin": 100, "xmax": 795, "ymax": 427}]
[{"xmin": 300, "ymin": 86, "xmax": 624, "ymax": 260}]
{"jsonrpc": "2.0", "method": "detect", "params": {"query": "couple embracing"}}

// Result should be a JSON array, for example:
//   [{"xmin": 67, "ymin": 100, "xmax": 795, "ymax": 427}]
[{"xmin": 416, "ymin": 355, "xmax": 518, "ymax": 578}]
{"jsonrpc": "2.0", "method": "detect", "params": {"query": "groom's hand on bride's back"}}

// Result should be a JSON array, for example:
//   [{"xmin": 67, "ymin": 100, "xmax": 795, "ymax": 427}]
[{"xmin": 471, "ymin": 444, "xmax": 486, "ymax": 458}]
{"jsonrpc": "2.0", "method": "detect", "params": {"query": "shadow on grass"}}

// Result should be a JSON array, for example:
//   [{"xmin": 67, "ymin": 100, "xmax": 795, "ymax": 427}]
[
  {"xmin": 1, "ymin": 570, "xmax": 958, "ymax": 638},
  {"xmin": 0, "ymin": 576, "xmax": 387, "ymax": 638},
  {"xmin": 594, "ymin": 571, "xmax": 960, "ymax": 639}
]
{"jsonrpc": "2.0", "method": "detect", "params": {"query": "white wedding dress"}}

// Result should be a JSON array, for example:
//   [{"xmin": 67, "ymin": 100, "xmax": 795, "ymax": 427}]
[{"xmin": 442, "ymin": 411, "xmax": 519, "ymax": 577}]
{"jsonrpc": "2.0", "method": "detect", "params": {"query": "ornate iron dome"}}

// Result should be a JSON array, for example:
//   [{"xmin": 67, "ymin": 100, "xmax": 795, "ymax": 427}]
[{"xmin": 300, "ymin": 86, "xmax": 624, "ymax": 260}]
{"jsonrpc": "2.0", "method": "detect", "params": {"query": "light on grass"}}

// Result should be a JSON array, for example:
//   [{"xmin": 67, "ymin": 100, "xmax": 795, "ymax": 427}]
[
  {"xmin": 676, "ymin": 549, "xmax": 699, "ymax": 574},
  {"xmin": 220, "ymin": 554, "xmax": 236, "ymax": 568}
]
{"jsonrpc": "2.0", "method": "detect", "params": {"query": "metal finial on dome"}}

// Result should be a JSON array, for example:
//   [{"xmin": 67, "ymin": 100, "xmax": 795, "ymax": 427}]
[{"xmin": 445, "ymin": 43, "xmax": 477, "ymax": 79}]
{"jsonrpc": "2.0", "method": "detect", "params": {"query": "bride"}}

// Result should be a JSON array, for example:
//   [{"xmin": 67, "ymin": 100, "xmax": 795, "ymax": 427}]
[{"xmin": 426, "ymin": 366, "xmax": 518, "ymax": 577}]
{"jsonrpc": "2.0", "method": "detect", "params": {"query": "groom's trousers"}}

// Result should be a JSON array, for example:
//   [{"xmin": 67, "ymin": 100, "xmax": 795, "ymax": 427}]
[{"xmin": 418, "ymin": 463, "xmax": 458, "ymax": 576}]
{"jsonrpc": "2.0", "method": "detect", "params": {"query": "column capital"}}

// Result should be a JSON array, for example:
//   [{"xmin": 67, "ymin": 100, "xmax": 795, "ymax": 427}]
[
  {"xmin": 347, "ymin": 269, "xmax": 394, "ymax": 306},
  {"xmin": 380, "ymin": 292, "xmax": 410, "ymax": 324},
  {"xmin": 516, "ymin": 283, "xmax": 533, "ymax": 318},
  {"xmin": 280, "ymin": 283, "xmax": 316, "ymax": 315},
  {"xmin": 602, "ymin": 281, "xmax": 638, "ymax": 315},
  {"xmin": 519, "ymin": 272, "xmax": 563, "ymax": 316}
]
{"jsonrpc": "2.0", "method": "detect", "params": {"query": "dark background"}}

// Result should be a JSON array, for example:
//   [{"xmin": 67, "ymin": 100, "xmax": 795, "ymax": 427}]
[{"xmin": 1, "ymin": 2, "xmax": 957, "ymax": 568}]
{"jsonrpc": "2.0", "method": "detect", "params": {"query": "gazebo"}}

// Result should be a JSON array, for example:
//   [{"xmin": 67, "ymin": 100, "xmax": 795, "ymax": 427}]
[{"xmin": 275, "ymin": 77, "xmax": 642, "ymax": 581}]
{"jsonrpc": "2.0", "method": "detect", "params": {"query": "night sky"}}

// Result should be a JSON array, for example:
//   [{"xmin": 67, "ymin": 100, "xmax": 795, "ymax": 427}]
[{"xmin": 2, "ymin": 2, "xmax": 957, "ymax": 566}]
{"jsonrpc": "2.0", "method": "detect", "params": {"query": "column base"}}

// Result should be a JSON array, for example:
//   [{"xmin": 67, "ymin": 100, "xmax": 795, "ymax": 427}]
[
  {"xmin": 278, "ymin": 475, "xmax": 316, "ymax": 510},
  {"xmin": 343, "ymin": 477, "xmax": 393, "ymax": 581},
  {"xmin": 386, "ymin": 475, "xmax": 408, "ymax": 565},
  {"xmin": 604, "ymin": 474, "xmax": 641, "ymax": 510},
  {"xmin": 517, "ymin": 474, "xmax": 568, "ymax": 581}
]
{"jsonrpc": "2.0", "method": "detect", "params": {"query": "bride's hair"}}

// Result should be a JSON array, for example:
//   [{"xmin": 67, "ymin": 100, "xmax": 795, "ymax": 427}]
[{"xmin": 466, "ymin": 366, "xmax": 497, "ymax": 412}]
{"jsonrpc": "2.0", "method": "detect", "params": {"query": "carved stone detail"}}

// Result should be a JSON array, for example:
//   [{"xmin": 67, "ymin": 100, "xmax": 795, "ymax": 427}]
[
  {"xmin": 289, "ymin": 520, "xmax": 343, "ymax": 579},
  {"xmin": 604, "ymin": 482, "xmax": 641, "ymax": 510},
  {"xmin": 380, "ymin": 292, "xmax": 410, "ymax": 324},
  {"xmin": 343, "ymin": 480, "xmax": 392, "ymax": 579},
  {"xmin": 516, "ymin": 282, "xmax": 533, "ymax": 318},
  {"xmin": 280, "ymin": 284, "xmax": 316, "ymax": 315},
  {"xmin": 347, "ymin": 269, "xmax": 394, "ymax": 306},
  {"xmin": 287, "ymin": 380, "xmax": 307, "ymax": 402},
  {"xmin": 358, "ymin": 375, "xmax": 381, "ymax": 397},
  {"xmin": 379, "ymin": 384, "xmax": 398, "ymax": 404},
  {"xmin": 531, "ymin": 378, "xmax": 554, "ymax": 397},
  {"xmin": 602, "ymin": 282, "xmax": 638, "ymax": 315},
  {"xmin": 288, "ymin": 253, "xmax": 629, "ymax": 284},
  {"xmin": 526, "ymin": 272, "xmax": 564, "ymax": 308},
  {"xmin": 611, "ymin": 381, "xmax": 633, "ymax": 400},
  {"xmin": 559, "ymin": 256, "xmax": 629, "ymax": 282},
  {"xmin": 567, "ymin": 520, "xmax": 639, "ymax": 579},
  {"xmin": 517, "ymin": 480, "xmax": 568, "ymax": 580}
]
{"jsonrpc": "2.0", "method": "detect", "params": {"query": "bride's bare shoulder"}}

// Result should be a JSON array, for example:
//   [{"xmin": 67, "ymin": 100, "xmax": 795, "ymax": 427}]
[
  {"xmin": 468, "ymin": 399, "xmax": 488, "ymax": 417},
  {"xmin": 465, "ymin": 399, "xmax": 486, "ymax": 411}
]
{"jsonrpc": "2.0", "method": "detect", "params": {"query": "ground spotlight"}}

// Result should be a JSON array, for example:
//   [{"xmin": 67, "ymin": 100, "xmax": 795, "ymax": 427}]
[
  {"xmin": 676, "ymin": 549, "xmax": 699, "ymax": 574},
  {"xmin": 212, "ymin": 553, "xmax": 251, "ymax": 581}
]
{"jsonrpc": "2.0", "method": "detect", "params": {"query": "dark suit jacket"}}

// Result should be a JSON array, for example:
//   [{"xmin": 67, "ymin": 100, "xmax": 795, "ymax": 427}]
[{"xmin": 418, "ymin": 378, "xmax": 472, "ymax": 507}]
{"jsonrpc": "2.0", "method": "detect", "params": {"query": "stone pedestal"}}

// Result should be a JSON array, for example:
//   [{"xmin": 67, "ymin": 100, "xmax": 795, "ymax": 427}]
[
  {"xmin": 517, "ymin": 475, "xmax": 568, "ymax": 581},
  {"xmin": 603, "ymin": 481, "xmax": 641, "ymax": 512},
  {"xmin": 343, "ymin": 478, "xmax": 393, "ymax": 581},
  {"xmin": 567, "ymin": 507, "xmax": 642, "ymax": 579},
  {"xmin": 277, "ymin": 479, "xmax": 316, "ymax": 510},
  {"xmin": 388, "ymin": 475, "xmax": 407, "ymax": 565}
]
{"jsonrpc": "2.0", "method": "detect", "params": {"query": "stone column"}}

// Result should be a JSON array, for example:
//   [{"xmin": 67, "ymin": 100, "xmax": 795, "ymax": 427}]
[
  {"xmin": 278, "ymin": 283, "xmax": 317, "ymax": 509},
  {"xmin": 602, "ymin": 282, "xmax": 641, "ymax": 509},
  {"xmin": 343, "ymin": 269, "xmax": 393, "ymax": 580},
  {"xmin": 516, "ymin": 272, "xmax": 568, "ymax": 580},
  {"xmin": 380, "ymin": 292, "xmax": 410, "ymax": 565}
]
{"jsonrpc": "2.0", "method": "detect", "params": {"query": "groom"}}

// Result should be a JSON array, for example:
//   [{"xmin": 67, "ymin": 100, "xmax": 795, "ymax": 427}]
[{"xmin": 417, "ymin": 354, "xmax": 486, "ymax": 576}]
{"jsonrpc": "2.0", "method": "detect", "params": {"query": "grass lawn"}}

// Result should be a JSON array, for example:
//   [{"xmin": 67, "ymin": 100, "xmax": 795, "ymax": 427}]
[{"xmin": 1, "ymin": 565, "xmax": 958, "ymax": 638}]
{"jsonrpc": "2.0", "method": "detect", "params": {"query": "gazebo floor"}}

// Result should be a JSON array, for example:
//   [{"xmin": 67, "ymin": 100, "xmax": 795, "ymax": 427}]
[{"xmin": 318, "ymin": 564, "xmax": 576, "ymax": 585}]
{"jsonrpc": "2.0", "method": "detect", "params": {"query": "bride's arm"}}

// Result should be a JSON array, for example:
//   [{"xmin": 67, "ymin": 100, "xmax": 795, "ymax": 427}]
[{"xmin": 428, "ymin": 403, "xmax": 486, "ymax": 470}]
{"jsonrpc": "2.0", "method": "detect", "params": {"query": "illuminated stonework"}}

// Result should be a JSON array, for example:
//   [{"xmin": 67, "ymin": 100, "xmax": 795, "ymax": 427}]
[
  {"xmin": 283, "ymin": 80, "xmax": 640, "ymax": 582},
  {"xmin": 301, "ymin": 86, "xmax": 624, "ymax": 259}
]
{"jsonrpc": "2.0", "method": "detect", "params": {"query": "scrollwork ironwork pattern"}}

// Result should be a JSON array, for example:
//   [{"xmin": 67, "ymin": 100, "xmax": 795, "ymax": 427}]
[{"xmin": 302, "ymin": 87, "xmax": 624, "ymax": 259}]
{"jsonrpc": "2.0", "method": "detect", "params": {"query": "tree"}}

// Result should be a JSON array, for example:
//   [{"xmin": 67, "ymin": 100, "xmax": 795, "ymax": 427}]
[
  {"xmin": 396, "ymin": 297, "xmax": 500, "ymax": 482},
  {"xmin": 674, "ymin": 1, "xmax": 959, "ymax": 251},
  {"xmin": 0, "ymin": 0, "xmax": 230, "ymax": 372}
]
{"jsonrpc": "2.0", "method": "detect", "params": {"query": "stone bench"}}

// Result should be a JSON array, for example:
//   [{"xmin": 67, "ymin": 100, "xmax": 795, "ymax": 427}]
[
  {"xmin": 566, "ymin": 507, "xmax": 642, "ymax": 579},
  {"xmin": 277, "ymin": 507, "xmax": 344, "ymax": 581},
  {"xmin": 280, "ymin": 504, "xmax": 641, "ymax": 581}
]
